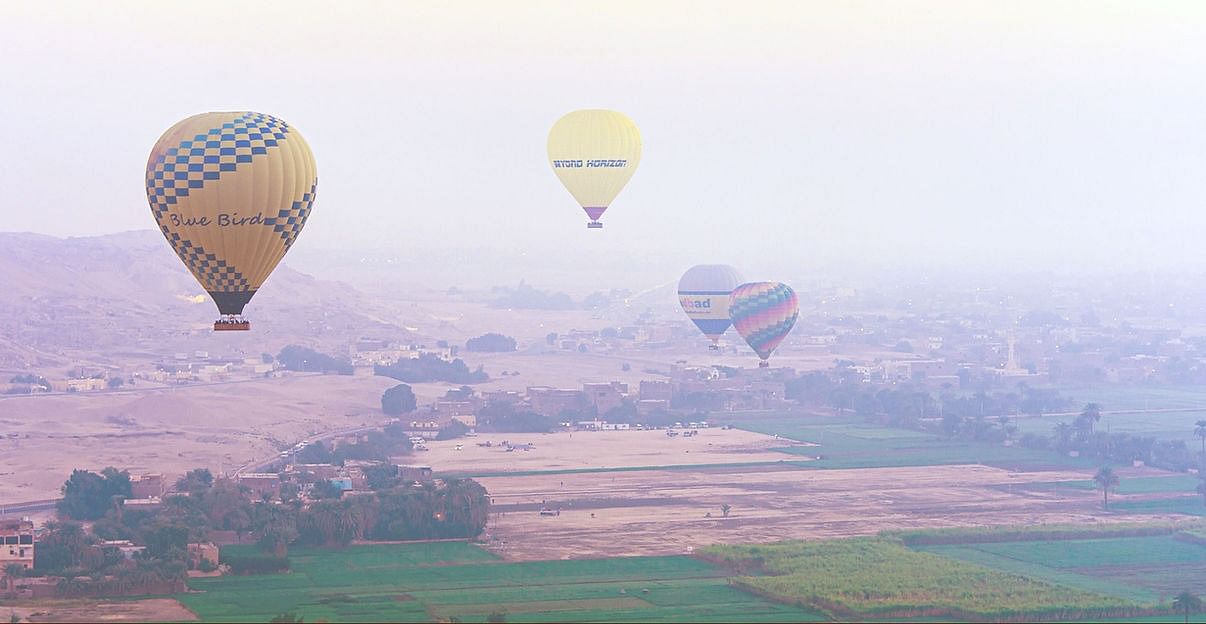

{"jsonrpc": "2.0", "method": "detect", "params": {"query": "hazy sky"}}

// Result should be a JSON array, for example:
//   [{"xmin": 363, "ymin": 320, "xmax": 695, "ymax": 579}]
[{"xmin": 2, "ymin": 1, "xmax": 1205, "ymax": 285}]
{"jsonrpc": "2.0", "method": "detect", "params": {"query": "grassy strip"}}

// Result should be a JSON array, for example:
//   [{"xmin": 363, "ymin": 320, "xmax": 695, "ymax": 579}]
[
  {"xmin": 1109, "ymin": 496, "xmax": 1206, "ymax": 516},
  {"xmin": 884, "ymin": 521, "xmax": 1201, "ymax": 546},
  {"xmin": 732, "ymin": 419, "xmax": 1094, "ymax": 471},
  {"xmin": 438, "ymin": 459, "xmax": 812, "ymax": 479},
  {"xmin": 702, "ymin": 537, "xmax": 1144, "ymax": 621},
  {"xmin": 179, "ymin": 544, "xmax": 824, "ymax": 623},
  {"xmin": 913, "ymin": 544, "xmax": 1160, "ymax": 604},
  {"xmin": 1020, "ymin": 475, "xmax": 1201, "ymax": 494}
]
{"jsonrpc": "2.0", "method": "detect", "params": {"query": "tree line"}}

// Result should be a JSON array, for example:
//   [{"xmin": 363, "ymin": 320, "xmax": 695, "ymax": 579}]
[
  {"xmin": 375, "ymin": 353, "xmax": 488, "ymax": 384},
  {"xmin": 277, "ymin": 345, "xmax": 353, "ymax": 375},
  {"xmin": 37, "ymin": 462, "xmax": 490, "ymax": 594}
]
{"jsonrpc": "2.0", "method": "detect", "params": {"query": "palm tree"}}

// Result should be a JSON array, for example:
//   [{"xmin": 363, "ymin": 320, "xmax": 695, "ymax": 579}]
[
  {"xmin": 720, "ymin": 504, "xmax": 732, "ymax": 518},
  {"xmin": 1077, "ymin": 403, "xmax": 1103, "ymax": 436},
  {"xmin": 1053, "ymin": 421, "xmax": 1074, "ymax": 452},
  {"xmin": 3, "ymin": 564, "xmax": 24, "ymax": 593},
  {"xmin": 1172, "ymin": 591, "xmax": 1202, "ymax": 624},
  {"xmin": 1194, "ymin": 420, "xmax": 1206, "ymax": 456},
  {"xmin": 1094, "ymin": 466, "xmax": 1120, "ymax": 510}
]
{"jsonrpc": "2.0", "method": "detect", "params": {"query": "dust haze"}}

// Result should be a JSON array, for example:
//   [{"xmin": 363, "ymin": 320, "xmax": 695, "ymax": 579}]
[{"xmin": 3, "ymin": 3, "xmax": 1206, "ymax": 622}]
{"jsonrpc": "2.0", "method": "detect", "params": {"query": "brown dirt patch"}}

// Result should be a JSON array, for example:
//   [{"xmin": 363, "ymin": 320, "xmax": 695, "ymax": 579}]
[
  {"xmin": 6, "ymin": 598, "xmax": 196, "ymax": 622},
  {"xmin": 476, "ymin": 463, "xmax": 1189, "ymax": 561},
  {"xmin": 418, "ymin": 428, "xmax": 806, "ymax": 475}
]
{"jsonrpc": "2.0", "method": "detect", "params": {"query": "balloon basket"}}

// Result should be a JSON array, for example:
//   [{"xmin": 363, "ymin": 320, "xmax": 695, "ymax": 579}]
[
  {"xmin": 214, "ymin": 320, "xmax": 250, "ymax": 332},
  {"xmin": 758, "ymin": 361, "xmax": 769, "ymax": 368},
  {"xmin": 587, "ymin": 221, "xmax": 603, "ymax": 229},
  {"xmin": 708, "ymin": 344, "xmax": 720, "ymax": 352}
]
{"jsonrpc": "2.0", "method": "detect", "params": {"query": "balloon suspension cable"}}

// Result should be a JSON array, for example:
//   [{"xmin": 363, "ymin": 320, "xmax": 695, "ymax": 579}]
[{"xmin": 214, "ymin": 314, "xmax": 251, "ymax": 332}]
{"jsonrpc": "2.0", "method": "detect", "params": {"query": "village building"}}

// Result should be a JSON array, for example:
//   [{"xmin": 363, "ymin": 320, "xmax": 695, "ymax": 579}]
[
  {"xmin": 130, "ymin": 473, "xmax": 166, "ymax": 499},
  {"xmin": 527, "ymin": 386, "xmax": 586, "ymax": 417},
  {"xmin": 582, "ymin": 381, "xmax": 627, "ymax": 413},
  {"xmin": 398, "ymin": 465, "xmax": 434, "ymax": 482},
  {"xmin": 0, "ymin": 518, "xmax": 35, "ymax": 570},
  {"xmin": 236, "ymin": 473, "xmax": 281, "ymax": 499},
  {"xmin": 187, "ymin": 542, "xmax": 219, "ymax": 569}
]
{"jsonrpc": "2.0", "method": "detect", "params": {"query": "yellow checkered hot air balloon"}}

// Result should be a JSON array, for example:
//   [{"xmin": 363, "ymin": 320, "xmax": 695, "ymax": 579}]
[
  {"xmin": 146, "ymin": 112, "xmax": 317, "ymax": 331},
  {"xmin": 547, "ymin": 110, "xmax": 642, "ymax": 229}
]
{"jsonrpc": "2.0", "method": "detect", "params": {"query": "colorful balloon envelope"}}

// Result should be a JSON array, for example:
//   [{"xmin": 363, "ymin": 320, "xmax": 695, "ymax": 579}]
[
  {"xmin": 729, "ymin": 282, "xmax": 799, "ymax": 367},
  {"xmin": 146, "ymin": 111, "xmax": 317, "ymax": 331},
  {"xmin": 678, "ymin": 264, "xmax": 744, "ymax": 349},
  {"xmin": 547, "ymin": 109, "xmax": 642, "ymax": 229}
]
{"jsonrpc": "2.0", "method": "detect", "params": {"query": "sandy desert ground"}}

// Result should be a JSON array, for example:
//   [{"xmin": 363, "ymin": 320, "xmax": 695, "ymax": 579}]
[
  {"xmin": 476, "ymin": 463, "xmax": 1185, "ymax": 561},
  {"xmin": 0, "ymin": 374, "xmax": 398, "ymax": 502},
  {"xmin": 418, "ymin": 428, "xmax": 808, "ymax": 474},
  {"xmin": 407, "ymin": 426, "xmax": 1187, "ymax": 562}
]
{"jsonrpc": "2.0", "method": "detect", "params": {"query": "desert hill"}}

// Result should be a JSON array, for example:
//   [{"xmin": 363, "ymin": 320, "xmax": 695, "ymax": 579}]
[{"xmin": 0, "ymin": 230, "xmax": 416, "ymax": 371}]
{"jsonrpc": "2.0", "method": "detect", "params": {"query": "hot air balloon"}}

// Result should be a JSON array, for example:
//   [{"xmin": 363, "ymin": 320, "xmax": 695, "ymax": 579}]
[
  {"xmin": 547, "ymin": 109, "xmax": 641, "ymax": 229},
  {"xmin": 678, "ymin": 265, "xmax": 744, "ymax": 350},
  {"xmin": 729, "ymin": 282, "xmax": 799, "ymax": 367},
  {"xmin": 146, "ymin": 111, "xmax": 317, "ymax": 331}
]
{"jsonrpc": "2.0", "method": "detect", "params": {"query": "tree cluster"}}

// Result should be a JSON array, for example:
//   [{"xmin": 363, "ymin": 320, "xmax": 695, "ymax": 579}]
[
  {"xmin": 276, "ymin": 345, "xmax": 353, "ymax": 375},
  {"xmin": 465, "ymin": 333, "xmax": 517, "ymax": 353},
  {"xmin": 436, "ymin": 419, "xmax": 471, "ymax": 440},
  {"xmin": 375, "ymin": 354, "xmax": 488, "ymax": 384},
  {"xmin": 36, "ymin": 463, "xmax": 490, "ymax": 594},
  {"xmin": 475, "ymin": 402, "xmax": 557, "ymax": 433},
  {"xmin": 57, "ymin": 468, "xmax": 132, "ymax": 521},
  {"xmin": 293, "ymin": 428, "xmax": 413, "ymax": 466},
  {"xmin": 381, "ymin": 383, "xmax": 417, "ymax": 415},
  {"xmin": 489, "ymin": 281, "xmax": 575, "ymax": 310},
  {"xmin": 1043, "ymin": 407, "xmax": 1199, "ymax": 472},
  {"xmin": 293, "ymin": 479, "xmax": 489, "ymax": 546}
]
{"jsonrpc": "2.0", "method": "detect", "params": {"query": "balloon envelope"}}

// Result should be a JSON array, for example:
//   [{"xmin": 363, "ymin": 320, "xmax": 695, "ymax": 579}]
[
  {"xmin": 547, "ymin": 109, "xmax": 641, "ymax": 228},
  {"xmin": 678, "ymin": 264, "xmax": 744, "ymax": 345},
  {"xmin": 146, "ymin": 111, "xmax": 317, "ymax": 316},
  {"xmin": 729, "ymin": 282, "xmax": 799, "ymax": 362}
]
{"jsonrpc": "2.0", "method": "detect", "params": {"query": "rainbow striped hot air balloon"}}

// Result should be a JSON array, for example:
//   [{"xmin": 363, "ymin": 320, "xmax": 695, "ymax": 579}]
[{"xmin": 729, "ymin": 282, "xmax": 799, "ymax": 367}]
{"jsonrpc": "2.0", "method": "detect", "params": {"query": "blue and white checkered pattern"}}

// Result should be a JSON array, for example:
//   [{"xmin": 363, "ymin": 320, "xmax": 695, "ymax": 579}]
[
  {"xmin": 146, "ymin": 112, "xmax": 310, "ymax": 292},
  {"xmin": 265, "ymin": 182, "xmax": 316, "ymax": 250},
  {"xmin": 163, "ymin": 231, "xmax": 250, "ymax": 291},
  {"xmin": 146, "ymin": 112, "xmax": 290, "ymax": 220}
]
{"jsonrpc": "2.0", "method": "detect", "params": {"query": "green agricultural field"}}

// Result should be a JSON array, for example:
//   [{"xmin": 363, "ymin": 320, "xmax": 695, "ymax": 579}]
[
  {"xmin": 730, "ymin": 416, "xmax": 1092, "ymax": 471},
  {"xmin": 702, "ymin": 537, "xmax": 1141, "ymax": 620},
  {"xmin": 915, "ymin": 535, "xmax": 1206, "ymax": 602},
  {"xmin": 887, "ymin": 520, "xmax": 1198, "ymax": 546},
  {"xmin": 178, "ymin": 543, "xmax": 825, "ymax": 623},
  {"xmin": 1110, "ymin": 497, "xmax": 1206, "ymax": 517},
  {"xmin": 1058, "ymin": 384, "xmax": 1206, "ymax": 411},
  {"xmin": 1012, "ymin": 383, "xmax": 1206, "ymax": 445},
  {"xmin": 1013, "ymin": 409, "xmax": 1206, "ymax": 446},
  {"xmin": 1024, "ymin": 475, "xmax": 1202, "ymax": 495}
]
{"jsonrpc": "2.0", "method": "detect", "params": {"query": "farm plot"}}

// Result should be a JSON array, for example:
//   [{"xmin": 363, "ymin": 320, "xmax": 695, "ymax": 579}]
[
  {"xmin": 178, "ymin": 543, "xmax": 824, "ymax": 623},
  {"xmin": 1020, "ymin": 475, "xmax": 1202, "ymax": 495},
  {"xmin": 475, "ymin": 462, "xmax": 1167, "ymax": 561},
  {"xmin": 730, "ymin": 417, "xmax": 1092, "ymax": 471},
  {"xmin": 1109, "ymin": 497, "xmax": 1206, "ymax": 517},
  {"xmin": 702, "ymin": 537, "xmax": 1140, "ymax": 621},
  {"xmin": 916, "ymin": 535, "xmax": 1206, "ymax": 603}
]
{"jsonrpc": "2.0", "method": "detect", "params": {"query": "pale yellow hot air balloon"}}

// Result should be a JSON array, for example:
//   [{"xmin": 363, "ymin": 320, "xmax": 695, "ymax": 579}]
[
  {"xmin": 146, "ymin": 111, "xmax": 317, "ymax": 331},
  {"xmin": 547, "ymin": 109, "xmax": 642, "ymax": 229}
]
